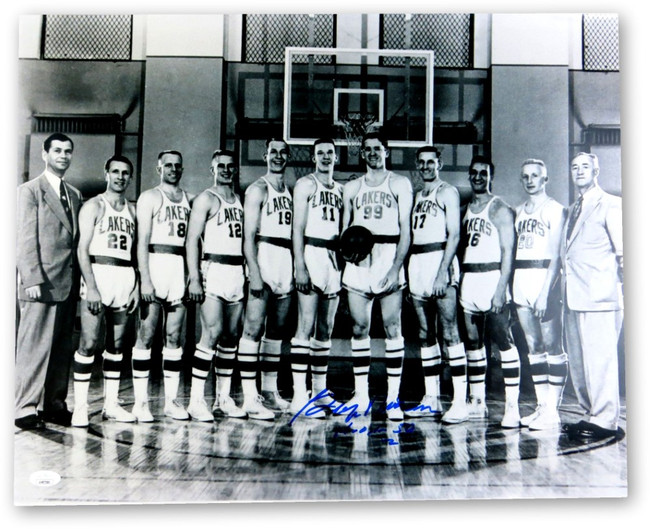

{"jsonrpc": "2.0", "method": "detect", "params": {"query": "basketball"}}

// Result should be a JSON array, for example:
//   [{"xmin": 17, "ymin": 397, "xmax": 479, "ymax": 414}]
[{"xmin": 338, "ymin": 225, "xmax": 374, "ymax": 264}]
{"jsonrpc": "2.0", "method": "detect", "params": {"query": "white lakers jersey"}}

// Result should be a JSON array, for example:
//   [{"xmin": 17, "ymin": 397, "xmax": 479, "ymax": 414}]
[
  {"xmin": 150, "ymin": 188, "xmax": 191, "ymax": 247},
  {"xmin": 463, "ymin": 197, "xmax": 501, "ymax": 264},
  {"xmin": 258, "ymin": 177, "xmax": 292, "ymax": 241},
  {"xmin": 203, "ymin": 189, "xmax": 244, "ymax": 257},
  {"xmin": 515, "ymin": 197, "xmax": 565, "ymax": 261},
  {"xmin": 411, "ymin": 182, "xmax": 447, "ymax": 246},
  {"xmin": 305, "ymin": 174, "xmax": 343, "ymax": 241},
  {"xmin": 350, "ymin": 172, "xmax": 399, "ymax": 236},
  {"xmin": 89, "ymin": 195, "xmax": 135, "ymax": 263}
]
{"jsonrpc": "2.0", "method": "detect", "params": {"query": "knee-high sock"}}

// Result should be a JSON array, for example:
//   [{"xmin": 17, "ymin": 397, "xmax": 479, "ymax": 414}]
[
  {"xmin": 310, "ymin": 338, "xmax": 331, "ymax": 396},
  {"xmin": 73, "ymin": 351, "xmax": 95, "ymax": 408},
  {"xmin": 215, "ymin": 344, "xmax": 237, "ymax": 398},
  {"xmin": 290, "ymin": 337, "xmax": 310, "ymax": 396},
  {"xmin": 385, "ymin": 337, "xmax": 405, "ymax": 403},
  {"xmin": 238, "ymin": 337, "xmax": 259, "ymax": 401},
  {"xmin": 467, "ymin": 346, "xmax": 487, "ymax": 401},
  {"xmin": 260, "ymin": 337, "xmax": 282, "ymax": 392},
  {"xmin": 131, "ymin": 348, "xmax": 151, "ymax": 405},
  {"xmin": 447, "ymin": 342, "xmax": 468, "ymax": 404},
  {"xmin": 421, "ymin": 344, "xmax": 442, "ymax": 398},
  {"xmin": 500, "ymin": 346, "xmax": 521, "ymax": 405},
  {"xmin": 103, "ymin": 350, "xmax": 124, "ymax": 407},
  {"xmin": 547, "ymin": 352, "xmax": 568, "ymax": 409},
  {"xmin": 527, "ymin": 352, "xmax": 549, "ymax": 407},
  {"xmin": 351, "ymin": 337, "xmax": 371, "ymax": 398},
  {"xmin": 162, "ymin": 347, "xmax": 184, "ymax": 402},
  {"xmin": 190, "ymin": 344, "xmax": 214, "ymax": 402}
]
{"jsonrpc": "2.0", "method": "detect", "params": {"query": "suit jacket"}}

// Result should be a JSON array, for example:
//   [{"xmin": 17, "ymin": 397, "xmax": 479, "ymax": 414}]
[
  {"xmin": 16, "ymin": 173, "xmax": 82, "ymax": 302},
  {"xmin": 561, "ymin": 184, "xmax": 623, "ymax": 312}
]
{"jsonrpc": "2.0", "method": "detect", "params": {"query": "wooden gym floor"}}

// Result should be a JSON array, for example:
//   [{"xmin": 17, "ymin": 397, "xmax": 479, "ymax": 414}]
[{"xmin": 13, "ymin": 340, "xmax": 627, "ymax": 505}]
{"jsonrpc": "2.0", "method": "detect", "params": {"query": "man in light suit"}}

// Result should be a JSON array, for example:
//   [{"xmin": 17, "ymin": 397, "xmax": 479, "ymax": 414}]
[
  {"xmin": 561, "ymin": 152, "xmax": 624, "ymax": 441},
  {"xmin": 15, "ymin": 133, "xmax": 82, "ymax": 430}
]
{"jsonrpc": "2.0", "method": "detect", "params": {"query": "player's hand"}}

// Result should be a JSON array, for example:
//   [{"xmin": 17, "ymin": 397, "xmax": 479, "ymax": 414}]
[
  {"xmin": 188, "ymin": 277, "xmax": 205, "ymax": 303},
  {"xmin": 490, "ymin": 288, "xmax": 507, "ymax": 314},
  {"xmin": 248, "ymin": 273, "xmax": 265, "ymax": 299},
  {"xmin": 431, "ymin": 273, "xmax": 449, "ymax": 298},
  {"xmin": 25, "ymin": 285, "xmax": 42, "ymax": 301},
  {"xmin": 140, "ymin": 279, "xmax": 156, "ymax": 303},
  {"xmin": 533, "ymin": 292, "xmax": 548, "ymax": 320},
  {"xmin": 295, "ymin": 264, "xmax": 312, "ymax": 293},
  {"xmin": 378, "ymin": 268, "xmax": 399, "ymax": 292},
  {"xmin": 86, "ymin": 287, "xmax": 103, "ymax": 316}
]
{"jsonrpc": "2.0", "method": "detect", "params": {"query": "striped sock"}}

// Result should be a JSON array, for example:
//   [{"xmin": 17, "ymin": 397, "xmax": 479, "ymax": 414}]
[
  {"xmin": 73, "ymin": 351, "xmax": 94, "ymax": 408},
  {"xmin": 216, "ymin": 344, "xmax": 237, "ymax": 398},
  {"xmin": 290, "ymin": 337, "xmax": 310, "ymax": 397},
  {"xmin": 310, "ymin": 338, "xmax": 331, "ymax": 396},
  {"xmin": 467, "ymin": 347, "xmax": 487, "ymax": 401},
  {"xmin": 190, "ymin": 344, "xmax": 214, "ymax": 401},
  {"xmin": 238, "ymin": 337, "xmax": 259, "ymax": 400},
  {"xmin": 162, "ymin": 346, "xmax": 184, "ymax": 401},
  {"xmin": 102, "ymin": 350, "xmax": 123, "ymax": 406},
  {"xmin": 447, "ymin": 342, "xmax": 468, "ymax": 403},
  {"xmin": 131, "ymin": 347, "xmax": 151, "ymax": 405},
  {"xmin": 351, "ymin": 337, "xmax": 371, "ymax": 398},
  {"xmin": 500, "ymin": 346, "xmax": 521, "ymax": 404},
  {"xmin": 421, "ymin": 344, "xmax": 442, "ymax": 397},
  {"xmin": 527, "ymin": 352, "xmax": 549, "ymax": 407},
  {"xmin": 385, "ymin": 337, "xmax": 405, "ymax": 402},
  {"xmin": 260, "ymin": 337, "xmax": 282, "ymax": 392}
]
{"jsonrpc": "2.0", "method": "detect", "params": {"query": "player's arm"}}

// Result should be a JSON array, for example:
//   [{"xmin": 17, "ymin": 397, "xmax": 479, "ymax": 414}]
[
  {"xmin": 242, "ymin": 182, "xmax": 266, "ymax": 296},
  {"xmin": 125, "ymin": 202, "xmax": 139, "ymax": 313},
  {"xmin": 533, "ymin": 205, "xmax": 567, "ymax": 318},
  {"xmin": 292, "ymin": 177, "xmax": 315, "ymax": 293},
  {"xmin": 136, "ymin": 190, "xmax": 159, "ymax": 303},
  {"xmin": 186, "ymin": 191, "xmax": 213, "ymax": 303},
  {"xmin": 432, "ymin": 184, "xmax": 462, "ymax": 297},
  {"xmin": 380, "ymin": 175, "xmax": 413, "ymax": 289},
  {"xmin": 16, "ymin": 185, "xmax": 45, "ymax": 300},
  {"xmin": 77, "ymin": 198, "xmax": 103, "ymax": 315},
  {"xmin": 490, "ymin": 199, "xmax": 516, "ymax": 313}
]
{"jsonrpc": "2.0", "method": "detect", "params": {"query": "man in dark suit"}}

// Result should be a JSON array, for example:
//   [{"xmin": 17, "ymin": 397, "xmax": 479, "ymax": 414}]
[
  {"xmin": 561, "ymin": 152, "xmax": 624, "ymax": 440},
  {"xmin": 15, "ymin": 133, "xmax": 82, "ymax": 430}
]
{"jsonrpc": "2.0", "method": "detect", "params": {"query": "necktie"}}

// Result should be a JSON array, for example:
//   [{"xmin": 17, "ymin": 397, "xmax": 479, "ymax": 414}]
[
  {"xmin": 566, "ymin": 195, "xmax": 583, "ymax": 240},
  {"xmin": 59, "ymin": 179, "xmax": 73, "ymax": 225}
]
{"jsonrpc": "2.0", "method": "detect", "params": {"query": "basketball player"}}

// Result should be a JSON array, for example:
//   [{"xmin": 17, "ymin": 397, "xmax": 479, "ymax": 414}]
[
  {"xmin": 71, "ymin": 155, "xmax": 138, "ymax": 427},
  {"xmin": 340, "ymin": 132, "xmax": 413, "ymax": 421},
  {"xmin": 289, "ymin": 138, "xmax": 344, "ymax": 417},
  {"xmin": 237, "ymin": 139, "xmax": 294, "ymax": 420},
  {"xmin": 405, "ymin": 146, "xmax": 468, "ymax": 424},
  {"xmin": 185, "ymin": 150, "xmax": 247, "ymax": 421},
  {"xmin": 130, "ymin": 150, "xmax": 193, "ymax": 422},
  {"xmin": 513, "ymin": 159, "xmax": 567, "ymax": 430},
  {"xmin": 459, "ymin": 155, "xmax": 522, "ymax": 428}
]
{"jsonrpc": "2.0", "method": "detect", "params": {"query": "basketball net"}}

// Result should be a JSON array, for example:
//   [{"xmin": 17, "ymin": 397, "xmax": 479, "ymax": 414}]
[{"xmin": 340, "ymin": 113, "xmax": 378, "ymax": 156}]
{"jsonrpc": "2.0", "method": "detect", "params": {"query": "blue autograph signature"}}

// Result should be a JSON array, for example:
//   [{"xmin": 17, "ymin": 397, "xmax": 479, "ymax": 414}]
[
  {"xmin": 332, "ymin": 421, "xmax": 417, "ymax": 445},
  {"xmin": 289, "ymin": 389, "xmax": 440, "ymax": 425}
]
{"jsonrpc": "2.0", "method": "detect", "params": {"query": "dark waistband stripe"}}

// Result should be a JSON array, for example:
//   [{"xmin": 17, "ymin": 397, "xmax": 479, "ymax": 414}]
[
  {"xmin": 256, "ymin": 235, "xmax": 292, "ymax": 249},
  {"xmin": 304, "ymin": 236, "xmax": 339, "ymax": 250},
  {"xmin": 203, "ymin": 253, "xmax": 245, "ymax": 266},
  {"xmin": 90, "ymin": 255, "xmax": 133, "ymax": 267},
  {"xmin": 514, "ymin": 259, "xmax": 551, "ymax": 269},
  {"xmin": 149, "ymin": 244, "xmax": 185, "ymax": 256},
  {"xmin": 461, "ymin": 262, "xmax": 501, "ymax": 273},
  {"xmin": 411, "ymin": 241, "xmax": 446, "ymax": 254}
]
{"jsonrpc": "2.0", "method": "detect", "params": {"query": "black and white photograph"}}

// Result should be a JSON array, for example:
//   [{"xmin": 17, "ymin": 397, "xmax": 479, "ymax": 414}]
[{"xmin": 6, "ymin": 0, "xmax": 648, "ymax": 523}]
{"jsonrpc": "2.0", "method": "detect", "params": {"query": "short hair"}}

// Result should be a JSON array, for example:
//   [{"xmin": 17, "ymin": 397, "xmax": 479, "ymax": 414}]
[
  {"xmin": 211, "ymin": 149, "xmax": 236, "ymax": 162},
  {"xmin": 312, "ymin": 138, "xmax": 336, "ymax": 154},
  {"xmin": 104, "ymin": 154, "xmax": 133, "ymax": 174},
  {"xmin": 571, "ymin": 151, "xmax": 599, "ymax": 171},
  {"xmin": 361, "ymin": 131, "xmax": 389, "ymax": 150},
  {"xmin": 157, "ymin": 150, "xmax": 183, "ymax": 163},
  {"xmin": 469, "ymin": 155, "xmax": 495, "ymax": 176},
  {"xmin": 416, "ymin": 146, "xmax": 442, "ymax": 160},
  {"xmin": 43, "ymin": 133, "xmax": 74, "ymax": 152},
  {"xmin": 265, "ymin": 138, "xmax": 289, "ymax": 150},
  {"xmin": 521, "ymin": 158, "xmax": 547, "ymax": 176}
]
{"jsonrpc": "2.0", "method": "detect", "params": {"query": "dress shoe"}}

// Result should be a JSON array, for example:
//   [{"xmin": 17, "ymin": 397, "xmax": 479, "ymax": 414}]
[
  {"xmin": 40, "ymin": 408, "xmax": 73, "ymax": 427},
  {"xmin": 564, "ymin": 420, "xmax": 625, "ymax": 441},
  {"xmin": 15, "ymin": 414, "xmax": 46, "ymax": 430}
]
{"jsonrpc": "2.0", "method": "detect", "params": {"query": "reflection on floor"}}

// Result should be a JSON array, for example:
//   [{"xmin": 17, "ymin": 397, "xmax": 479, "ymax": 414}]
[{"xmin": 14, "ymin": 363, "xmax": 627, "ymax": 504}]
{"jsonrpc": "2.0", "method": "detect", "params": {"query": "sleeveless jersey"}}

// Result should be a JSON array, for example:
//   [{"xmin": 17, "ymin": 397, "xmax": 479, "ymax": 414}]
[
  {"xmin": 89, "ymin": 195, "xmax": 135, "ymax": 263},
  {"xmin": 150, "ymin": 188, "xmax": 191, "ymax": 247},
  {"xmin": 411, "ymin": 182, "xmax": 447, "ymax": 246},
  {"xmin": 462, "ymin": 197, "xmax": 501, "ymax": 264},
  {"xmin": 258, "ymin": 177, "xmax": 292, "ymax": 241},
  {"xmin": 515, "ymin": 197, "xmax": 564, "ymax": 261},
  {"xmin": 305, "ymin": 174, "xmax": 343, "ymax": 241},
  {"xmin": 203, "ymin": 189, "xmax": 244, "ymax": 257},
  {"xmin": 350, "ymin": 172, "xmax": 400, "ymax": 237}
]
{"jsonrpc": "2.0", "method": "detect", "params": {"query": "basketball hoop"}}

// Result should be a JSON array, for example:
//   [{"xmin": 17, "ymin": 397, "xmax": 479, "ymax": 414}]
[{"xmin": 339, "ymin": 112, "xmax": 378, "ymax": 156}]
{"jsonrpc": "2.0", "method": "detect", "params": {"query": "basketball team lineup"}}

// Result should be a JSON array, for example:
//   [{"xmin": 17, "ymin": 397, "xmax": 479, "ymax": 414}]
[{"xmin": 15, "ymin": 131, "xmax": 624, "ymax": 449}]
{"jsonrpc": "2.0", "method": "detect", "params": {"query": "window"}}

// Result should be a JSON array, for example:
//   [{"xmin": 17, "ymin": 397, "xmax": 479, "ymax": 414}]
[
  {"xmin": 244, "ymin": 14, "xmax": 335, "ymax": 63},
  {"xmin": 42, "ymin": 15, "xmax": 132, "ymax": 60},
  {"xmin": 381, "ymin": 14, "xmax": 473, "ymax": 68},
  {"xmin": 583, "ymin": 14, "xmax": 619, "ymax": 71}
]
